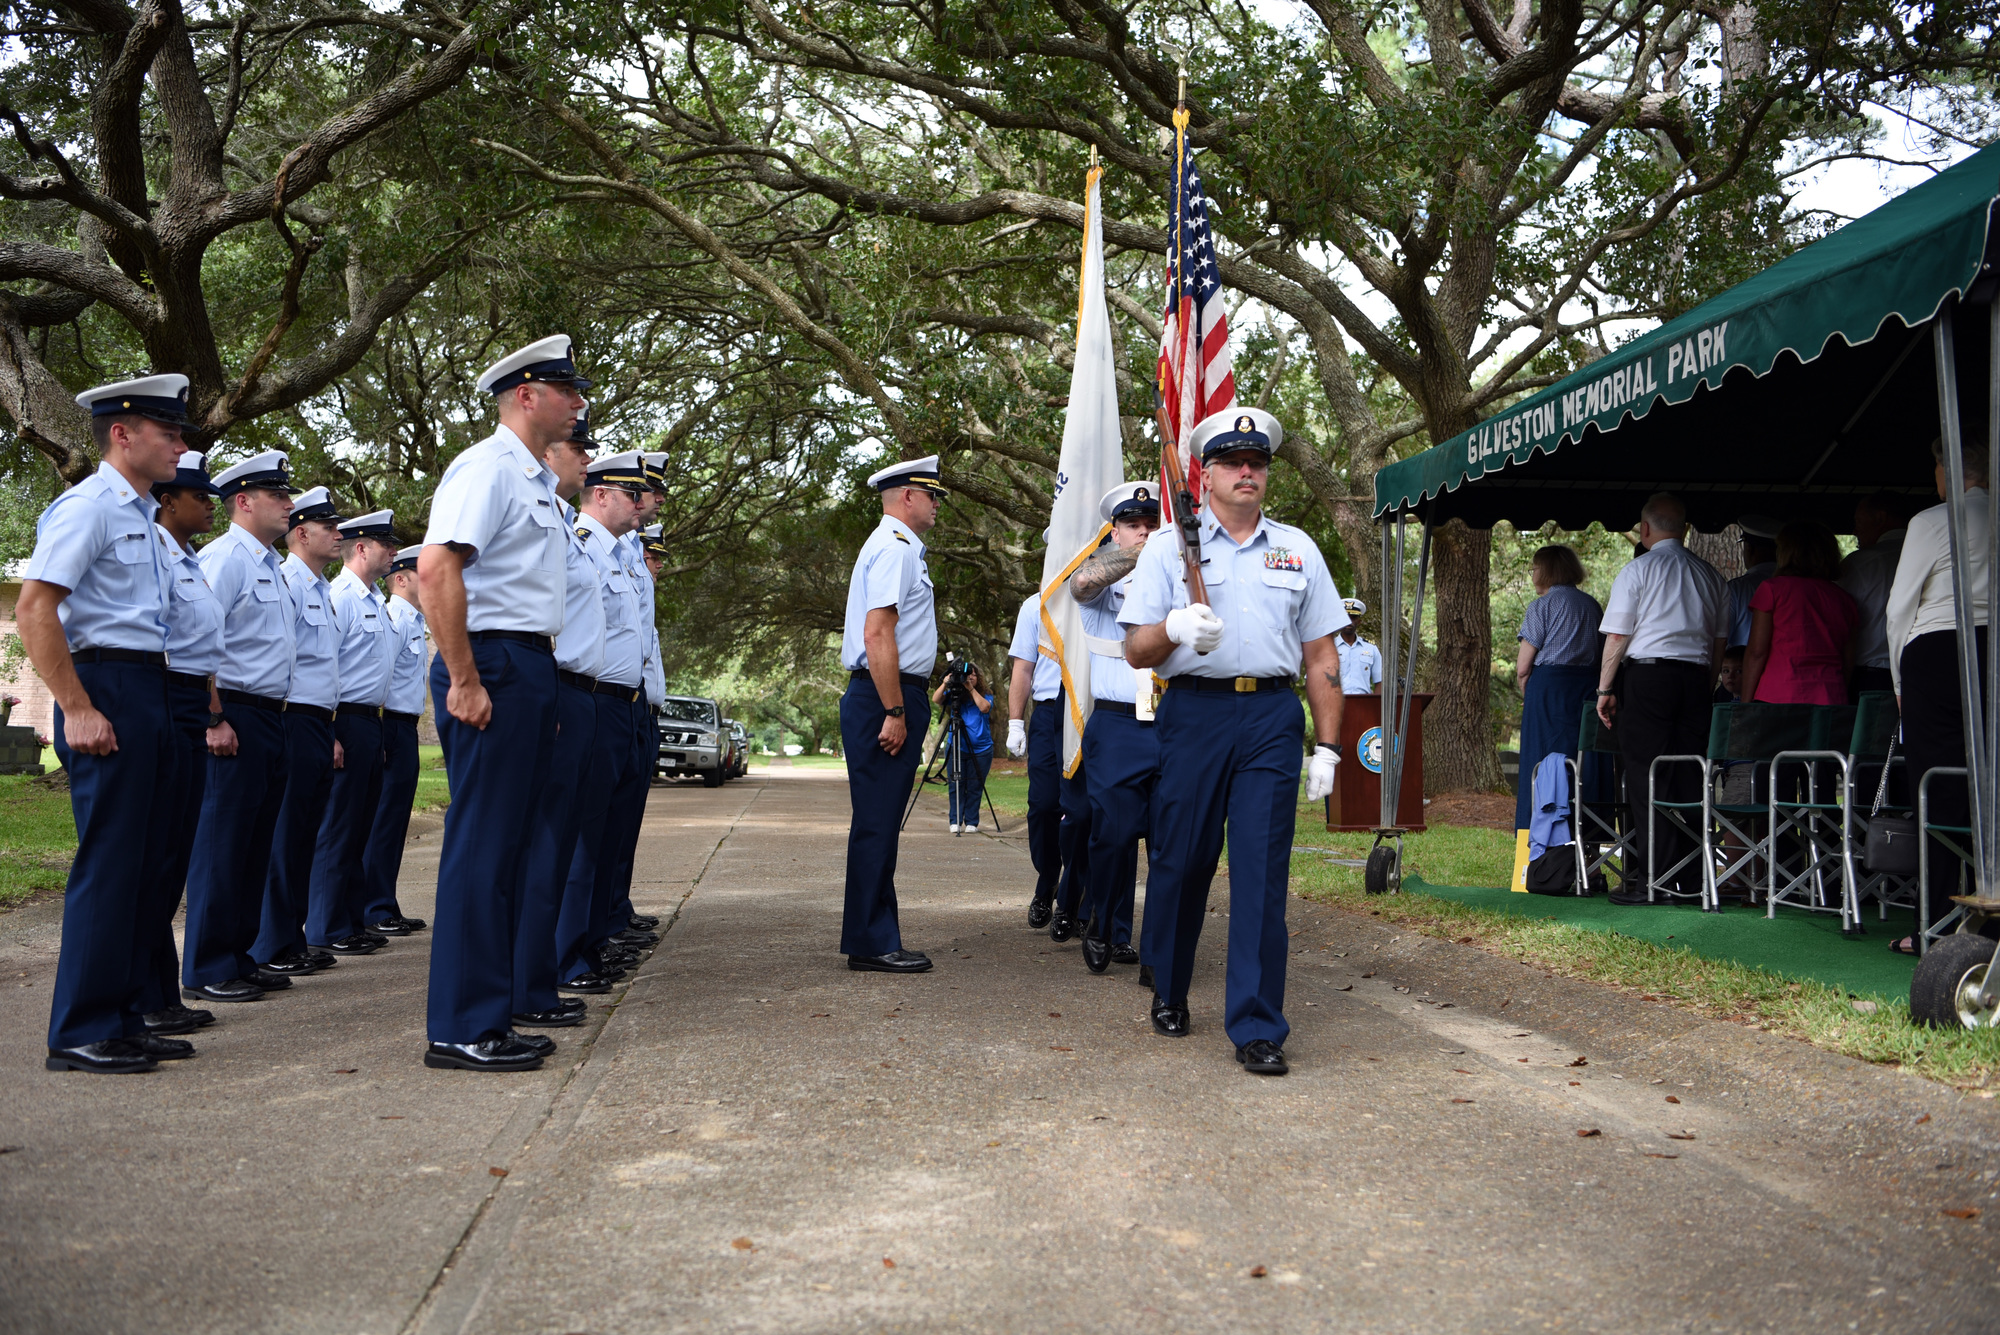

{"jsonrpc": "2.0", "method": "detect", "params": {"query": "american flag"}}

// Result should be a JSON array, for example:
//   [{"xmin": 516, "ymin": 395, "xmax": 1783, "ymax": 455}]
[{"xmin": 1156, "ymin": 127, "xmax": 1236, "ymax": 513}]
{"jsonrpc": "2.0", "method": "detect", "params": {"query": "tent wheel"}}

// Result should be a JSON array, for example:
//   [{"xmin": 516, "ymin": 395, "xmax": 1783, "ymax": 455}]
[
  {"xmin": 1364, "ymin": 845, "xmax": 1399, "ymax": 896},
  {"xmin": 1911, "ymin": 934, "xmax": 2000, "ymax": 1029}
]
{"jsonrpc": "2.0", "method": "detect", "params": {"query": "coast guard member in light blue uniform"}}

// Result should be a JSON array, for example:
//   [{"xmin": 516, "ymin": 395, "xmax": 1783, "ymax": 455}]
[
  {"xmin": 254, "ymin": 485, "xmax": 347, "ymax": 968},
  {"xmin": 145, "ymin": 452, "xmax": 226, "ymax": 1031},
  {"xmin": 23, "ymin": 375, "xmax": 185, "ymax": 1071},
  {"xmin": 1336, "ymin": 599, "xmax": 1383, "ymax": 694},
  {"xmin": 1006, "ymin": 591, "xmax": 1066, "ymax": 924},
  {"xmin": 360, "ymin": 545, "xmax": 428, "ymax": 934},
  {"xmin": 594, "ymin": 458, "xmax": 665, "ymax": 947},
  {"xmin": 418, "ymin": 334, "xmax": 585, "ymax": 1072},
  {"xmin": 838, "ymin": 454, "xmax": 944, "ymax": 972},
  {"xmin": 1072, "ymin": 482, "xmax": 1163, "ymax": 977},
  {"xmin": 306, "ymin": 509, "xmax": 398, "ymax": 949},
  {"xmin": 185, "ymin": 452, "xmax": 298, "ymax": 997},
  {"xmin": 1121, "ymin": 407, "xmax": 1347, "ymax": 1077}
]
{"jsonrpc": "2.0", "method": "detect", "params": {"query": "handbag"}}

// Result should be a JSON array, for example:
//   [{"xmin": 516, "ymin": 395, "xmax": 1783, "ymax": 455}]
[{"xmin": 1863, "ymin": 738, "xmax": 1919, "ymax": 875}]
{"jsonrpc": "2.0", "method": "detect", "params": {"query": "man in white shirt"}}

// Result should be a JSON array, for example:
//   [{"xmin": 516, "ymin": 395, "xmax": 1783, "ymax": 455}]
[
  {"xmin": 1838, "ymin": 493, "xmax": 1910, "ymax": 699},
  {"xmin": 1595, "ymin": 493, "xmax": 1727, "ymax": 905}
]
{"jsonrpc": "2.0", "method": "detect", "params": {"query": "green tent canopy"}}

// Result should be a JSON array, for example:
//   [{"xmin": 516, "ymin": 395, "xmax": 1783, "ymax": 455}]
[{"xmin": 1372, "ymin": 142, "xmax": 2000, "ymax": 532}]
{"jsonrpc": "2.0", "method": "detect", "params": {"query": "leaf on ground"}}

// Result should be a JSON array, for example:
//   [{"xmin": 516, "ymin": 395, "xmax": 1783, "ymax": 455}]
[
  {"xmin": 1048, "ymin": 1012, "xmax": 1061, "ymax": 1017},
  {"xmin": 1456, "ymin": 936, "xmax": 1474, "ymax": 944},
  {"xmin": 1361, "ymin": 972, "xmax": 1376, "ymax": 978},
  {"xmin": 1249, "ymin": 1265, "xmax": 1268, "ymax": 1278},
  {"xmin": 0, "ymin": 1145, "xmax": 20, "ymax": 1155},
  {"xmin": 1450, "ymin": 1098, "xmax": 1474, "ymax": 1104},
  {"xmin": 378, "ymin": 1115, "xmax": 404, "ymax": 1120},
  {"xmin": 1576, "ymin": 1128, "xmax": 1602, "ymax": 1137},
  {"xmin": 810, "ymin": 1013, "xmax": 830, "ymax": 1018},
  {"xmin": 1568, "ymin": 1081, "xmax": 1580, "ymax": 1087},
  {"xmin": 1051, "ymin": 1046, "xmax": 1073, "ymax": 1052},
  {"xmin": 1454, "ymin": 1069, "xmax": 1471, "ymax": 1075},
  {"xmin": 1942, "ymin": 1208, "xmax": 1981, "ymax": 1220},
  {"xmin": 732, "ymin": 1238, "xmax": 755, "ymax": 1250},
  {"xmin": 1644, "ymin": 1153, "xmax": 1679, "ymax": 1160},
  {"xmin": 1917, "ymin": 1113, "xmax": 1932, "ymax": 1125},
  {"xmin": 1335, "ymin": 984, "xmax": 1353, "ymax": 991},
  {"xmin": 332, "ymin": 1069, "xmax": 358, "ymax": 1074},
  {"xmin": 1667, "ymin": 1132, "xmax": 1696, "ymax": 1141},
  {"xmin": 882, "ymin": 1256, "xmax": 896, "ymax": 1268},
  {"xmin": 1567, "ymin": 1056, "xmax": 1588, "ymax": 1067},
  {"xmin": 880, "ymin": 1062, "xmax": 892, "ymax": 1068},
  {"xmin": 488, "ymin": 1167, "xmax": 508, "ymax": 1177},
  {"xmin": 987, "ymin": 1141, "xmax": 1001, "ymax": 1148}
]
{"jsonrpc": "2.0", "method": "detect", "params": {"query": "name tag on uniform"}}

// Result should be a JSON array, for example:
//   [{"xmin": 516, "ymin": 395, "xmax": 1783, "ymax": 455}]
[{"xmin": 1264, "ymin": 549, "xmax": 1304, "ymax": 572}]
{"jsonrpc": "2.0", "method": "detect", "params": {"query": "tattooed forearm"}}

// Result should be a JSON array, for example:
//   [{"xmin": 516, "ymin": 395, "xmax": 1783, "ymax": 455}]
[{"xmin": 1070, "ymin": 543, "xmax": 1143, "ymax": 602}]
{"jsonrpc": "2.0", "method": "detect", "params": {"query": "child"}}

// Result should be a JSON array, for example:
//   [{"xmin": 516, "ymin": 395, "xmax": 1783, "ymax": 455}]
[{"xmin": 1714, "ymin": 645, "xmax": 1744, "ymax": 703}]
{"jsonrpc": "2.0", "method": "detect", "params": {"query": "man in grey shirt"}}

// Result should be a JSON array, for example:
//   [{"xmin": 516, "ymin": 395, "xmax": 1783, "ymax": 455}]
[{"xmin": 1837, "ymin": 492, "xmax": 1908, "ymax": 699}]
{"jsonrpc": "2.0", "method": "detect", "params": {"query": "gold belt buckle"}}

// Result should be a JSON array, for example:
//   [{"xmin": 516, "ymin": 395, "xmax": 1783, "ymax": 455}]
[{"xmin": 1234, "ymin": 676, "xmax": 1256, "ymax": 693}]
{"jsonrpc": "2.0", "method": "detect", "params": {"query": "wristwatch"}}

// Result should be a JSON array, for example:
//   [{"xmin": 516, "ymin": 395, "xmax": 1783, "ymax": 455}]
[
  {"xmin": 1319, "ymin": 742, "xmax": 1344, "ymax": 758},
  {"xmin": 884, "ymin": 705, "xmax": 906, "ymax": 718},
  {"xmin": 207, "ymin": 711, "xmax": 226, "ymax": 729},
  {"xmin": 1595, "ymin": 688, "xmax": 1616, "ymax": 697}
]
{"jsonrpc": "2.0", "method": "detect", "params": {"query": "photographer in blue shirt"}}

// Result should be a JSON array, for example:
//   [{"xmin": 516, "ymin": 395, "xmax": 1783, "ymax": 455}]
[{"xmin": 931, "ymin": 662, "xmax": 993, "ymax": 832}]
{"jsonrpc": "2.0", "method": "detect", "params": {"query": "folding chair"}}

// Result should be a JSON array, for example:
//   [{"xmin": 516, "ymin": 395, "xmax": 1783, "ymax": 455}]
[
  {"xmin": 1767, "ymin": 703, "xmax": 1856, "ymax": 927},
  {"xmin": 1920, "ymin": 766, "xmax": 1980, "ymax": 952},
  {"xmin": 1650, "ymin": 703, "xmax": 1816, "ymax": 909},
  {"xmin": 1840, "ymin": 692, "xmax": 1914, "ymax": 928},
  {"xmin": 1567, "ymin": 701, "xmax": 1633, "ymax": 895}
]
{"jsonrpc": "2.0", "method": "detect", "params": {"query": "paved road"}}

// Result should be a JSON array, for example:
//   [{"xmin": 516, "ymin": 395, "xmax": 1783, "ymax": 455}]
[{"xmin": 3, "ymin": 769, "xmax": 1999, "ymax": 1334}]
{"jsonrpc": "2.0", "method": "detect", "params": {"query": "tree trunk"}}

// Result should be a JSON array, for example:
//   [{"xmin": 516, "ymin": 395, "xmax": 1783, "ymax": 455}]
[
  {"xmin": 1425, "ymin": 519, "xmax": 1501, "ymax": 793},
  {"xmin": 1685, "ymin": 525, "xmax": 1742, "ymax": 579}
]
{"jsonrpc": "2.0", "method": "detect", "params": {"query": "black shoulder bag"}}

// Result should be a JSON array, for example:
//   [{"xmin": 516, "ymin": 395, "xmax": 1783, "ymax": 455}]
[{"xmin": 1863, "ymin": 739, "xmax": 1919, "ymax": 875}]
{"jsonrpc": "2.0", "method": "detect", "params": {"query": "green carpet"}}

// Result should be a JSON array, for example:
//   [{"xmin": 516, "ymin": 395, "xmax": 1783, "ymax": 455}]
[{"xmin": 1404, "ymin": 876, "xmax": 1919, "ymax": 999}]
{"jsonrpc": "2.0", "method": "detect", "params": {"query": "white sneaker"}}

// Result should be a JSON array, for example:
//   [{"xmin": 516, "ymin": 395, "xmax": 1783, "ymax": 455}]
[
  {"xmin": 967, "ymin": 824, "xmax": 980, "ymax": 832},
  {"xmin": 948, "ymin": 823, "xmax": 961, "ymax": 833}
]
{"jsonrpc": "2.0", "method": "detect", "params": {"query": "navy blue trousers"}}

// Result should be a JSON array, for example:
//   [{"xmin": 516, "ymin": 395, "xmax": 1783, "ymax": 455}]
[
  {"xmin": 428, "ymin": 639, "xmax": 557, "ymax": 1043},
  {"xmin": 185, "ymin": 705, "xmax": 289, "ymax": 984},
  {"xmin": 1025, "ymin": 698, "xmax": 1062, "ymax": 901},
  {"xmin": 839, "ymin": 674, "xmax": 930, "ymax": 956},
  {"xmin": 253, "ymin": 712, "xmax": 332, "ymax": 961},
  {"xmin": 1516, "ymin": 663, "xmax": 1599, "ymax": 830},
  {"xmin": 307, "ymin": 710, "xmax": 384, "ymax": 946},
  {"xmin": 48, "ymin": 661, "xmax": 176, "ymax": 1047},
  {"xmin": 360, "ymin": 713, "xmax": 420, "ymax": 925},
  {"xmin": 557, "ymin": 694, "xmax": 639, "ymax": 982},
  {"xmin": 141, "ymin": 681, "xmax": 211, "ymax": 1013},
  {"xmin": 604, "ymin": 709, "xmax": 655, "ymax": 931},
  {"xmin": 1146, "ymin": 685, "xmax": 1304, "ymax": 1048},
  {"xmin": 1081, "ymin": 708, "xmax": 1154, "ymax": 950},
  {"xmin": 948, "ymin": 746, "xmax": 993, "ymax": 826},
  {"xmin": 519, "ymin": 681, "xmax": 596, "ymax": 1010}
]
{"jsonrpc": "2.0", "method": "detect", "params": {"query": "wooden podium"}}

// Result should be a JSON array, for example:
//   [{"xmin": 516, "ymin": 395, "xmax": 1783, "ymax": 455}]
[{"xmin": 1325, "ymin": 692, "xmax": 1431, "ymax": 832}]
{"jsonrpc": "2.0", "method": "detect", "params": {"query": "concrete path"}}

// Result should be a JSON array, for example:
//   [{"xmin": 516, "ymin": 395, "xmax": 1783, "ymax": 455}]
[{"xmin": 3, "ymin": 769, "xmax": 2000, "ymax": 1333}]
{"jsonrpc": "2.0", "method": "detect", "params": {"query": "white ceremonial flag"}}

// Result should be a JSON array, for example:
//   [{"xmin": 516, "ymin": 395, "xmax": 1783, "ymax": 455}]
[{"xmin": 1039, "ymin": 164, "xmax": 1124, "ymax": 778}]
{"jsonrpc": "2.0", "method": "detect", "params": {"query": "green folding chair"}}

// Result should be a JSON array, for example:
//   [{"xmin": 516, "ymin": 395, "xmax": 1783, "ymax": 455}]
[
  {"xmin": 1650, "ymin": 703, "xmax": 1816, "ymax": 909},
  {"xmin": 1567, "ymin": 700, "xmax": 1631, "ymax": 895},
  {"xmin": 1919, "ymin": 766, "xmax": 1979, "ymax": 952},
  {"xmin": 1840, "ymin": 692, "xmax": 1913, "ymax": 929},
  {"xmin": 1768, "ymin": 703, "xmax": 1856, "ymax": 927}
]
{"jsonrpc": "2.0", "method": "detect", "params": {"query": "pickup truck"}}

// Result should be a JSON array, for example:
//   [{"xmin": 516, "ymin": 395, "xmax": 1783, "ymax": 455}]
[{"xmin": 655, "ymin": 696, "xmax": 725, "ymax": 786}]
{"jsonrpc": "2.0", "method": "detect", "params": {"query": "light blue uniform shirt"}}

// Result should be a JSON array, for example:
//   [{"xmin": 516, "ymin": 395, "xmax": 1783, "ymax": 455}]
[
  {"xmin": 1120, "ymin": 513, "xmax": 1347, "ymax": 678},
  {"xmin": 1007, "ymin": 592, "xmax": 1063, "ymax": 701},
  {"xmin": 327, "ymin": 567, "xmax": 393, "ymax": 707},
  {"xmin": 1338, "ymin": 636, "xmax": 1382, "ymax": 694},
  {"xmin": 1079, "ymin": 573, "xmax": 1139, "ymax": 704},
  {"xmin": 281, "ymin": 553, "xmax": 340, "ymax": 709},
  {"xmin": 160, "ymin": 531, "xmax": 224, "ymax": 677},
  {"xmin": 199, "ymin": 523, "xmax": 295, "ymax": 699},
  {"xmin": 554, "ymin": 505, "xmax": 608, "ymax": 679},
  {"xmin": 385, "ymin": 595, "xmax": 428, "ymax": 715},
  {"xmin": 25, "ymin": 461, "xmax": 172, "ymax": 653},
  {"xmin": 621, "ymin": 532, "xmax": 666, "ymax": 704},
  {"xmin": 841, "ymin": 515, "xmax": 937, "ymax": 677},
  {"xmin": 422, "ymin": 425, "xmax": 566, "ymax": 635},
  {"xmin": 573, "ymin": 515, "xmax": 646, "ymax": 687}
]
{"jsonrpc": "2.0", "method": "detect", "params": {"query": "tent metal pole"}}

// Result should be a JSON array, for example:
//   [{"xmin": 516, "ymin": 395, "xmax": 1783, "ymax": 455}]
[
  {"xmin": 1930, "ymin": 307, "xmax": 1992, "ymax": 909},
  {"xmin": 1389, "ymin": 522, "xmax": 1433, "ymax": 822},
  {"xmin": 1380, "ymin": 518, "xmax": 1403, "ymax": 830},
  {"xmin": 1985, "ymin": 296, "xmax": 2000, "ymax": 899}
]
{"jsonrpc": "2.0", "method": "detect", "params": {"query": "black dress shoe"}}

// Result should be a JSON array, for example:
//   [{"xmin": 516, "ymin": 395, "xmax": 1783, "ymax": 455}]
[
  {"xmin": 557, "ymin": 996, "xmax": 588, "ymax": 1013},
  {"xmin": 423, "ymin": 1037, "xmax": 545, "ymax": 1072},
  {"xmin": 366, "ymin": 918, "xmax": 414, "ymax": 937},
  {"xmin": 323, "ymin": 934, "xmax": 381, "ymax": 955},
  {"xmin": 46, "ymin": 1039, "xmax": 157, "ymax": 1073},
  {"xmin": 259, "ymin": 952, "xmax": 324, "ymax": 976},
  {"xmin": 1048, "ymin": 910, "xmax": 1078, "ymax": 943},
  {"xmin": 558, "ymin": 972, "xmax": 616, "ymax": 994},
  {"xmin": 1026, "ymin": 897, "xmax": 1053, "ymax": 929},
  {"xmin": 249, "ymin": 968, "xmax": 294, "ymax": 991},
  {"xmin": 167, "ymin": 1004, "xmax": 217, "ymax": 1028},
  {"xmin": 1138, "ymin": 964, "xmax": 1154, "ymax": 989},
  {"xmin": 184, "ymin": 979, "xmax": 264, "ymax": 1004},
  {"xmin": 133, "ymin": 1033, "xmax": 196, "ymax": 1061},
  {"xmin": 394, "ymin": 915, "xmax": 428, "ymax": 932},
  {"xmin": 360, "ymin": 930, "xmax": 391, "ymax": 946},
  {"xmin": 143, "ymin": 1009, "xmax": 202, "ymax": 1035},
  {"xmin": 507, "ymin": 1031, "xmax": 557, "ymax": 1057},
  {"xmin": 1608, "ymin": 890, "xmax": 1662, "ymax": 906},
  {"xmin": 1150, "ymin": 1000, "xmax": 1191, "ymax": 1037},
  {"xmin": 1237, "ymin": 1039, "xmax": 1289, "ymax": 1075},
  {"xmin": 1111, "ymin": 944, "xmax": 1139, "ymax": 965},
  {"xmin": 1081, "ymin": 936, "xmax": 1112, "ymax": 974},
  {"xmin": 848, "ymin": 950, "xmax": 933, "ymax": 973},
  {"xmin": 306, "ymin": 948, "xmax": 337, "ymax": 967},
  {"xmin": 628, "ymin": 914, "xmax": 659, "ymax": 931},
  {"xmin": 613, "ymin": 929, "xmax": 658, "ymax": 947},
  {"xmin": 512, "ymin": 1007, "xmax": 585, "ymax": 1028}
]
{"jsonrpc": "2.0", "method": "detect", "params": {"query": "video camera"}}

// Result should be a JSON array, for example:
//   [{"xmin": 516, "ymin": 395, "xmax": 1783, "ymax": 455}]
[{"xmin": 940, "ymin": 652, "xmax": 978, "ymax": 704}]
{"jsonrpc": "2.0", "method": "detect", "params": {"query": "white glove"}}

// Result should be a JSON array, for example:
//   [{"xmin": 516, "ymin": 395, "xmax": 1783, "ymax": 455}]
[
  {"xmin": 1305, "ymin": 744, "xmax": 1341, "ymax": 801},
  {"xmin": 1164, "ymin": 603, "xmax": 1225, "ymax": 654},
  {"xmin": 1006, "ymin": 718, "xmax": 1028, "ymax": 759}
]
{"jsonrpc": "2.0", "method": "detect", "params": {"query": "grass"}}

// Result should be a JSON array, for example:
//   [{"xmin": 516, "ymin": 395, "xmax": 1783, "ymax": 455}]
[
  {"xmin": 414, "ymin": 744, "xmax": 450, "ymax": 811},
  {"xmin": 1287, "ymin": 817, "xmax": 2000, "ymax": 1090},
  {"xmin": 0, "ymin": 774, "xmax": 77, "ymax": 908}
]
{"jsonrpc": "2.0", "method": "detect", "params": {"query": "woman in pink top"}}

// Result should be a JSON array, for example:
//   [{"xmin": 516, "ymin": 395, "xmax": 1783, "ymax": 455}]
[{"xmin": 1740, "ymin": 520, "xmax": 1859, "ymax": 705}]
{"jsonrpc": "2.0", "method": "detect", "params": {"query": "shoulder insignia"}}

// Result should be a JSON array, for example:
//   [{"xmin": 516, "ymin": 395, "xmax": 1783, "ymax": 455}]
[
  {"xmin": 893, "ymin": 532, "xmax": 911, "ymax": 544},
  {"xmin": 575, "ymin": 526, "xmax": 591, "ymax": 540}
]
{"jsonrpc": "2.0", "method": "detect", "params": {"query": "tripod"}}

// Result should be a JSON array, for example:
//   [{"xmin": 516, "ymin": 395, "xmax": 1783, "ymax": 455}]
[{"xmin": 902, "ymin": 690, "xmax": 1003, "ymax": 835}]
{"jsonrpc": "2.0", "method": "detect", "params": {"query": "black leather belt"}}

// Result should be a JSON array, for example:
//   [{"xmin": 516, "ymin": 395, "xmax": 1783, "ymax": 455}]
[
  {"xmin": 1091, "ymin": 700, "xmax": 1152, "ymax": 721},
  {"xmin": 557, "ymin": 669, "xmax": 597, "ymax": 692},
  {"xmin": 74, "ymin": 648, "xmax": 166, "ymax": 667},
  {"xmin": 384, "ymin": 709, "xmax": 420, "ymax": 725},
  {"xmin": 336, "ymin": 702, "xmax": 382, "ymax": 719},
  {"xmin": 287, "ymin": 703, "xmax": 334, "ymax": 722},
  {"xmin": 1168, "ymin": 675, "xmax": 1294, "ymax": 693},
  {"xmin": 594, "ymin": 679, "xmax": 643, "ymax": 701},
  {"xmin": 167, "ymin": 670, "xmax": 209, "ymax": 692},
  {"xmin": 850, "ymin": 669, "xmax": 928, "ymax": 686},
  {"xmin": 219, "ymin": 689, "xmax": 285, "ymax": 712},
  {"xmin": 469, "ymin": 630, "xmax": 554, "ymax": 653}
]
